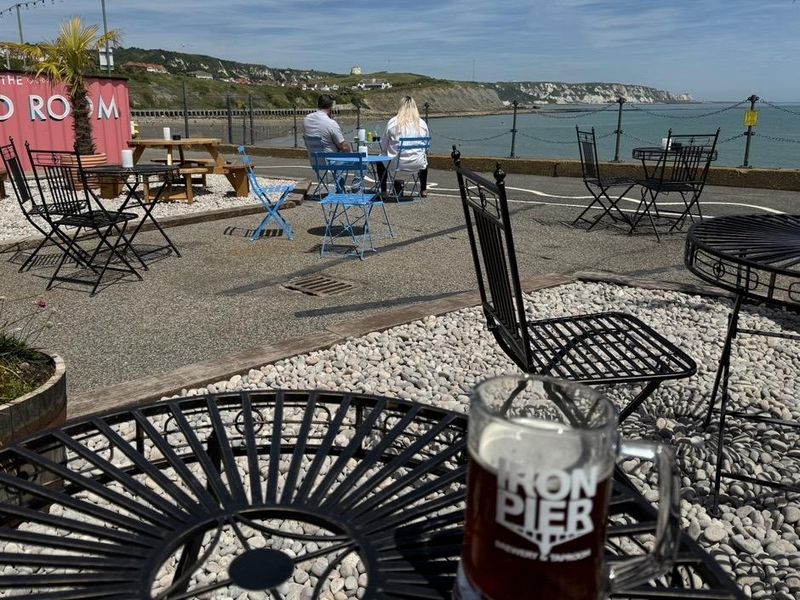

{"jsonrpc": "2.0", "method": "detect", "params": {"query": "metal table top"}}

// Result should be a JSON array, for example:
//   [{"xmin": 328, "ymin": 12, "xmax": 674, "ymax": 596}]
[
  {"xmin": 685, "ymin": 214, "xmax": 800, "ymax": 306},
  {"xmin": 83, "ymin": 164, "xmax": 180, "ymax": 177},
  {"xmin": 0, "ymin": 390, "xmax": 743, "ymax": 599}
]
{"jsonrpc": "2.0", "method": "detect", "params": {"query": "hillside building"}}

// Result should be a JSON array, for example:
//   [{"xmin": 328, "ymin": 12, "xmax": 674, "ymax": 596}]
[
  {"xmin": 123, "ymin": 62, "xmax": 168, "ymax": 74},
  {"xmin": 190, "ymin": 70, "xmax": 213, "ymax": 80}
]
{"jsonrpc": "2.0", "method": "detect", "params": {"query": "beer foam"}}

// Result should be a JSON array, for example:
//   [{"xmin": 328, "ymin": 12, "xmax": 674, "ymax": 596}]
[{"xmin": 477, "ymin": 419, "xmax": 585, "ymax": 473}]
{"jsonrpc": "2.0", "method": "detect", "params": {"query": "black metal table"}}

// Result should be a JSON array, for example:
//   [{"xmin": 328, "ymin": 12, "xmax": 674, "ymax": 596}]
[
  {"xmin": 0, "ymin": 390, "xmax": 743, "ymax": 599},
  {"xmin": 685, "ymin": 214, "xmax": 800, "ymax": 504},
  {"xmin": 84, "ymin": 164, "xmax": 181, "ymax": 262}
]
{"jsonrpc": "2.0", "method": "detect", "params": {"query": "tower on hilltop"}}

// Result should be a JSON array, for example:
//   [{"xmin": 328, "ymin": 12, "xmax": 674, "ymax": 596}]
[{"xmin": 350, "ymin": 65, "xmax": 362, "ymax": 76}]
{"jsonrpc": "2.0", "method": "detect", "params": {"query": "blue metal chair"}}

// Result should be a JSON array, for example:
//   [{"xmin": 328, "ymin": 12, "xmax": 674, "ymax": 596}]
[
  {"xmin": 303, "ymin": 135, "xmax": 335, "ymax": 198},
  {"xmin": 386, "ymin": 136, "xmax": 431, "ymax": 201},
  {"xmin": 319, "ymin": 153, "xmax": 386, "ymax": 260},
  {"xmin": 237, "ymin": 146, "xmax": 295, "ymax": 241}
]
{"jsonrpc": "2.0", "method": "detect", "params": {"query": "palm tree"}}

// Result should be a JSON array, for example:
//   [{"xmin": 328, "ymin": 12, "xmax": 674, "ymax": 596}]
[{"xmin": 1, "ymin": 17, "xmax": 120, "ymax": 155}]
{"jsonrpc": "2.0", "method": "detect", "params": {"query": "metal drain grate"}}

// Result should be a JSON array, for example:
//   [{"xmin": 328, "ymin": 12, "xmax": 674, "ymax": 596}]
[{"xmin": 283, "ymin": 274, "xmax": 354, "ymax": 297}]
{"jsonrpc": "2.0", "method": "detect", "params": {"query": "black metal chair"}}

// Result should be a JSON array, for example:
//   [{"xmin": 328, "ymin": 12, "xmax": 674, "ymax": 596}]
[
  {"xmin": 26, "ymin": 144, "xmax": 143, "ymax": 295},
  {"xmin": 452, "ymin": 147, "xmax": 697, "ymax": 422},
  {"xmin": 0, "ymin": 138, "xmax": 89, "ymax": 272},
  {"xmin": 574, "ymin": 127, "xmax": 635, "ymax": 230},
  {"xmin": 631, "ymin": 129, "xmax": 719, "ymax": 241}
]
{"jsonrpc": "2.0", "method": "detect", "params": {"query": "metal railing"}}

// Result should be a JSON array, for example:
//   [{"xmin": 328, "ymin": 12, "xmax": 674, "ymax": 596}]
[{"xmin": 131, "ymin": 94, "xmax": 800, "ymax": 168}]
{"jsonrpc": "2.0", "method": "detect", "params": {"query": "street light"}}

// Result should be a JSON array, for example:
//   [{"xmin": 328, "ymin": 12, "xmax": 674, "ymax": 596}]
[{"xmin": 100, "ymin": 0, "xmax": 111, "ymax": 73}]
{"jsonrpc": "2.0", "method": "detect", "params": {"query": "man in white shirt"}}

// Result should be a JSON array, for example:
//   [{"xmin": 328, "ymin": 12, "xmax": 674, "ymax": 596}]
[{"xmin": 303, "ymin": 95, "xmax": 350, "ymax": 153}]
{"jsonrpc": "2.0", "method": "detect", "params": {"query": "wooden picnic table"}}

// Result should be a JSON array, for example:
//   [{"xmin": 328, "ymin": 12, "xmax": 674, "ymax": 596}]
[{"xmin": 127, "ymin": 138, "xmax": 249, "ymax": 197}]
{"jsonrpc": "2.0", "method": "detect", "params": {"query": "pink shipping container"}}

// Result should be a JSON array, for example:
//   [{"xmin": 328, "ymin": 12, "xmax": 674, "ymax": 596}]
[{"xmin": 0, "ymin": 70, "xmax": 132, "ymax": 170}]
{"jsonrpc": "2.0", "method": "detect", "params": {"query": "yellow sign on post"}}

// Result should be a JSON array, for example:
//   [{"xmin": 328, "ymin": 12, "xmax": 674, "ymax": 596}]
[{"xmin": 744, "ymin": 110, "xmax": 759, "ymax": 127}]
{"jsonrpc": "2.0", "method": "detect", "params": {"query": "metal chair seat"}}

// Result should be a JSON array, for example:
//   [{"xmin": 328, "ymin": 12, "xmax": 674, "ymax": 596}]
[
  {"xmin": 55, "ymin": 209, "xmax": 139, "ymax": 228},
  {"xmin": 525, "ymin": 311, "xmax": 696, "ymax": 386},
  {"xmin": 637, "ymin": 178, "xmax": 697, "ymax": 193}
]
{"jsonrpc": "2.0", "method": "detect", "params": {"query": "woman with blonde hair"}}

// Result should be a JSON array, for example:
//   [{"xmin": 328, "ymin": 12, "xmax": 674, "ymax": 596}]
[{"xmin": 377, "ymin": 96, "xmax": 430, "ymax": 198}]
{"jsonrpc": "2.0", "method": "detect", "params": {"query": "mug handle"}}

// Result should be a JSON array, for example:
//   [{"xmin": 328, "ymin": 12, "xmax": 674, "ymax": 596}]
[{"xmin": 608, "ymin": 440, "xmax": 681, "ymax": 593}]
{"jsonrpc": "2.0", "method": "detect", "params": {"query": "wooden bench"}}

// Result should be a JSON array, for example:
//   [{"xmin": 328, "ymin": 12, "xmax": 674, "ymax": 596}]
[
  {"xmin": 222, "ymin": 163, "xmax": 249, "ymax": 197},
  {"xmin": 144, "ymin": 167, "xmax": 211, "ymax": 204}
]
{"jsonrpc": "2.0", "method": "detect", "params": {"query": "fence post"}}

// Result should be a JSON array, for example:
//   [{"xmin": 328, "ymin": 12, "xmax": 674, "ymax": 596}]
[
  {"xmin": 613, "ymin": 97, "xmax": 625, "ymax": 162},
  {"xmin": 741, "ymin": 94, "xmax": 759, "ymax": 168},
  {"xmin": 509, "ymin": 100, "xmax": 519, "ymax": 158},
  {"xmin": 356, "ymin": 101, "xmax": 361, "ymax": 130},
  {"xmin": 423, "ymin": 102, "xmax": 430, "ymax": 124},
  {"xmin": 182, "ymin": 80, "xmax": 190, "ymax": 138},
  {"xmin": 226, "ymin": 95, "xmax": 233, "ymax": 144},
  {"xmin": 293, "ymin": 104, "xmax": 298, "ymax": 148},
  {"xmin": 248, "ymin": 94, "xmax": 255, "ymax": 146},
  {"xmin": 242, "ymin": 106, "xmax": 246, "ymax": 146}
]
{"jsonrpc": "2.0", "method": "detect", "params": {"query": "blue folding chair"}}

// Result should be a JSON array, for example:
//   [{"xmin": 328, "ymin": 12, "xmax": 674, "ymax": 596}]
[
  {"xmin": 237, "ymin": 146, "xmax": 295, "ymax": 241},
  {"xmin": 319, "ymin": 153, "xmax": 384, "ymax": 260},
  {"xmin": 303, "ymin": 135, "xmax": 336, "ymax": 198},
  {"xmin": 386, "ymin": 136, "xmax": 431, "ymax": 201}
]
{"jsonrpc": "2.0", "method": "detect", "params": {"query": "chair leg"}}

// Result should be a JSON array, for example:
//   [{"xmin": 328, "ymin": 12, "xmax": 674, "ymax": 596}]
[
  {"xmin": 617, "ymin": 380, "xmax": 660, "ymax": 423},
  {"xmin": 48, "ymin": 227, "xmax": 83, "ymax": 290}
]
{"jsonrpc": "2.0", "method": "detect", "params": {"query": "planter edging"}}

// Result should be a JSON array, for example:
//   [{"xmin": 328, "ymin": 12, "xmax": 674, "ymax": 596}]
[{"xmin": 0, "ymin": 352, "xmax": 67, "ymax": 446}]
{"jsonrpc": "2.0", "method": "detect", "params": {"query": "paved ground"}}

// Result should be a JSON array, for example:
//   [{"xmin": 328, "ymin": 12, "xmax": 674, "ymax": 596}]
[{"xmin": 1, "ymin": 150, "xmax": 796, "ymax": 397}]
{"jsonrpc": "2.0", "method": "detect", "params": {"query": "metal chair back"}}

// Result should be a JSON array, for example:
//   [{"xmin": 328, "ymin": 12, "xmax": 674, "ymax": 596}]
[
  {"xmin": 324, "ymin": 152, "xmax": 371, "ymax": 196},
  {"xmin": 0, "ymin": 138, "xmax": 38, "ymax": 216},
  {"xmin": 25, "ymin": 145, "xmax": 90, "ymax": 220},
  {"xmin": 656, "ymin": 129, "xmax": 720, "ymax": 187},
  {"xmin": 451, "ymin": 146, "xmax": 533, "ymax": 372},
  {"xmin": 576, "ymin": 127, "xmax": 602, "ymax": 182}
]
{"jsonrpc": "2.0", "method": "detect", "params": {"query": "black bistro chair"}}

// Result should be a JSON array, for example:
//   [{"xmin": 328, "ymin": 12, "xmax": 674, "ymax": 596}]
[
  {"xmin": 25, "ymin": 144, "xmax": 143, "ymax": 295},
  {"xmin": 452, "ymin": 147, "xmax": 697, "ymax": 422},
  {"xmin": 0, "ymin": 137, "xmax": 105, "ymax": 273},
  {"xmin": 574, "ymin": 127, "xmax": 635, "ymax": 230},
  {"xmin": 631, "ymin": 129, "xmax": 719, "ymax": 241}
]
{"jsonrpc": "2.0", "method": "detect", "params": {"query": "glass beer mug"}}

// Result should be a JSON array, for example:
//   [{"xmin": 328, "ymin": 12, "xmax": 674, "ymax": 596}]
[{"xmin": 455, "ymin": 375, "xmax": 680, "ymax": 600}]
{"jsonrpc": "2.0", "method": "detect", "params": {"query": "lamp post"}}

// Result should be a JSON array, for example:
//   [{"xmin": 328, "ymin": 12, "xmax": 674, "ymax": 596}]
[{"xmin": 100, "ymin": 0, "xmax": 111, "ymax": 73}]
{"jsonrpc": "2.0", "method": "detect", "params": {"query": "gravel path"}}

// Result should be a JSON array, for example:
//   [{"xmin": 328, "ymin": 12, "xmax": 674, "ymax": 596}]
[
  {"xmin": 178, "ymin": 281, "xmax": 800, "ymax": 599},
  {"xmin": 0, "ymin": 174, "xmax": 297, "ymax": 243}
]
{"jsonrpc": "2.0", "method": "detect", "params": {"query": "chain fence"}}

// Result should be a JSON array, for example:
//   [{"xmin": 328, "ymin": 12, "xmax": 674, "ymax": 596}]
[
  {"xmin": 626, "ymin": 100, "xmax": 748, "ymax": 119},
  {"xmin": 132, "ymin": 93, "xmax": 800, "ymax": 167}
]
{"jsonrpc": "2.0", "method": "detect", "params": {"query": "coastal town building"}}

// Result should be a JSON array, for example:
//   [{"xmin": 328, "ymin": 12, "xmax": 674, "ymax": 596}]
[
  {"xmin": 350, "ymin": 65, "xmax": 362, "ymax": 76},
  {"xmin": 123, "ymin": 62, "xmax": 168, "ymax": 74},
  {"xmin": 190, "ymin": 70, "xmax": 214, "ymax": 80},
  {"xmin": 351, "ymin": 79, "xmax": 392, "ymax": 91}
]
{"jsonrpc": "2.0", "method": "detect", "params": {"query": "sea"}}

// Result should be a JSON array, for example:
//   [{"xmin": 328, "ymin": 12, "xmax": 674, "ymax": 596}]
[{"xmin": 145, "ymin": 102, "xmax": 800, "ymax": 169}]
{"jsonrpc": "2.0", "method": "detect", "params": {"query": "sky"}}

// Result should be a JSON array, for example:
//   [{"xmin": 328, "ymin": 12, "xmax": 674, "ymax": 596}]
[{"xmin": 1, "ymin": 0, "xmax": 799, "ymax": 101}]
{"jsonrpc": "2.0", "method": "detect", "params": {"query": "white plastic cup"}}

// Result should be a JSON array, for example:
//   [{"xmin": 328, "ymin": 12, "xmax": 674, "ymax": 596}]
[
  {"xmin": 121, "ymin": 149, "xmax": 134, "ymax": 168},
  {"xmin": 163, "ymin": 127, "xmax": 171, "ymax": 140},
  {"xmin": 357, "ymin": 128, "xmax": 366, "ymax": 142},
  {"xmin": 358, "ymin": 145, "xmax": 368, "ymax": 158}
]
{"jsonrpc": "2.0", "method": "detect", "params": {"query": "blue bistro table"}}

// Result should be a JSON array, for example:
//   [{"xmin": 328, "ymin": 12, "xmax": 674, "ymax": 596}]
[
  {"xmin": 0, "ymin": 389, "xmax": 743, "ymax": 598},
  {"xmin": 328, "ymin": 153, "xmax": 390, "ymax": 193}
]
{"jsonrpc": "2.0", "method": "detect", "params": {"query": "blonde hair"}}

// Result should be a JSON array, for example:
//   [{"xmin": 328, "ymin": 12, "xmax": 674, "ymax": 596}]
[{"xmin": 395, "ymin": 96, "xmax": 422, "ymax": 136}]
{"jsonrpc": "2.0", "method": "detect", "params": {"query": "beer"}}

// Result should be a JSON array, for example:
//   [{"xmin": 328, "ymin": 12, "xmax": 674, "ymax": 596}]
[{"xmin": 461, "ymin": 420, "xmax": 613, "ymax": 600}]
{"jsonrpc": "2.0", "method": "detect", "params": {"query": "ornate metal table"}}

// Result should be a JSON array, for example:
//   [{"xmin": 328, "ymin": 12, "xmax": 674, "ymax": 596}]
[
  {"xmin": 0, "ymin": 390, "xmax": 743, "ymax": 599},
  {"xmin": 685, "ymin": 214, "xmax": 800, "ymax": 504}
]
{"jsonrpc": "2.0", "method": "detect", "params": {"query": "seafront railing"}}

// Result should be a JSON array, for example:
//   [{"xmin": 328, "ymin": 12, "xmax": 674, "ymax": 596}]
[{"xmin": 131, "ymin": 94, "xmax": 800, "ymax": 169}]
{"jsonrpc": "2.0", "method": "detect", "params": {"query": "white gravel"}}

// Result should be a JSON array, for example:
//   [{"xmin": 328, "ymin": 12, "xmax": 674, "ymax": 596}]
[
  {"xmin": 1, "ymin": 281, "xmax": 797, "ymax": 598},
  {"xmin": 180, "ymin": 281, "xmax": 800, "ymax": 599},
  {"xmin": 0, "ymin": 174, "xmax": 297, "ymax": 243}
]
